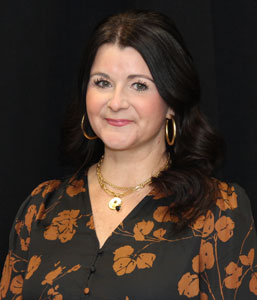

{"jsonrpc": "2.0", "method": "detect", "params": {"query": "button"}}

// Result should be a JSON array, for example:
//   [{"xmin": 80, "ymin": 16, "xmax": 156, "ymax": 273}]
[
  {"xmin": 90, "ymin": 266, "xmax": 96, "ymax": 273},
  {"xmin": 84, "ymin": 287, "xmax": 90, "ymax": 295},
  {"xmin": 97, "ymin": 249, "xmax": 104, "ymax": 255}
]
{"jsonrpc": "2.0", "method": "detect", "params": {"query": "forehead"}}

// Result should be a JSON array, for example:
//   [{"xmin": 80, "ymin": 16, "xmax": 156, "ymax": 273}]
[{"xmin": 90, "ymin": 43, "xmax": 152, "ymax": 76}]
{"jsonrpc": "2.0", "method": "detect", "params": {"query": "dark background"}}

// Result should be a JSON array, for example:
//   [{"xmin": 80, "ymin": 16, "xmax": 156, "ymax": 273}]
[{"xmin": 0, "ymin": 0, "xmax": 256, "ymax": 273}]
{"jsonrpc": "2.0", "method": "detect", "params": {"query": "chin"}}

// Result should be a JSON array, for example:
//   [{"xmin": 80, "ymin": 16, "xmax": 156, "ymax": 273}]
[
  {"xmin": 104, "ymin": 141, "xmax": 133, "ymax": 151},
  {"xmin": 101, "ymin": 136, "xmax": 136, "ymax": 151}
]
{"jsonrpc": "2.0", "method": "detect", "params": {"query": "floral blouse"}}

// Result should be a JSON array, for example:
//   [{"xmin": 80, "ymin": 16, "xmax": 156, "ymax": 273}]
[{"xmin": 1, "ymin": 174, "xmax": 257, "ymax": 300}]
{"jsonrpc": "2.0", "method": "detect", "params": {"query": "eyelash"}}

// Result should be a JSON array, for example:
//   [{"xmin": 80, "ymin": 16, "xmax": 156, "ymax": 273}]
[
  {"xmin": 132, "ymin": 80, "xmax": 149, "ymax": 92},
  {"xmin": 93, "ymin": 77, "xmax": 111, "ymax": 88},
  {"xmin": 92, "ymin": 77, "xmax": 149, "ymax": 92}
]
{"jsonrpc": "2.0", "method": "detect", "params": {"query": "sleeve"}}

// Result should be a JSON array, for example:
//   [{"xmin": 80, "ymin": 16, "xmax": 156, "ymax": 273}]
[
  {"xmin": 0, "ymin": 179, "xmax": 62, "ymax": 300},
  {"xmin": 0, "ymin": 194, "xmax": 35, "ymax": 300},
  {"xmin": 199, "ymin": 182, "xmax": 257, "ymax": 299}
]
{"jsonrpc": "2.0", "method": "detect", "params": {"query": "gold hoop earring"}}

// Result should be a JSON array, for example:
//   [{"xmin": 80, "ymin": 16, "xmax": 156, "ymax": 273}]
[
  {"xmin": 81, "ymin": 114, "xmax": 98, "ymax": 140},
  {"xmin": 166, "ymin": 116, "xmax": 176, "ymax": 146}
]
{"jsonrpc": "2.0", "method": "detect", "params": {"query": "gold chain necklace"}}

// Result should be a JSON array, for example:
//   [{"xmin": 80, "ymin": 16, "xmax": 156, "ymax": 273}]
[{"xmin": 96, "ymin": 155, "xmax": 171, "ymax": 211}]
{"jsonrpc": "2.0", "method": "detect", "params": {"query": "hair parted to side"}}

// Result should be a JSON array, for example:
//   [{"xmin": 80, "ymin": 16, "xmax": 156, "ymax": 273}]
[{"xmin": 60, "ymin": 9, "xmax": 225, "ymax": 230}]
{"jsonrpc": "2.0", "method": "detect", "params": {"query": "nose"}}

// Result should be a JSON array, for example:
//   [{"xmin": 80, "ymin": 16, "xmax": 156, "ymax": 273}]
[{"xmin": 107, "ymin": 86, "xmax": 129, "ymax": 111}]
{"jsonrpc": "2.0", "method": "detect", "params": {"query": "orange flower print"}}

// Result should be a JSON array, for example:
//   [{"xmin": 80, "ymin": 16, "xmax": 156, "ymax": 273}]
[
  {"xmin": 31, "ymin": 180, "xmax": 61, "ymax": 197},
  {"xmin": 218, "ymin": 181, "xmax": 231, "ymax": 192},
  {"xmin": 136, "ymin": 253, "xmax": 156, "ymax": 269},
  {"xmin": 41, "ymin": 263, "xmax": 81, "ymax": 288},
  {"xmin": 0, "ymin": 252, "xmax": 13, "ymax": 298},
  {"xmin": 113, "ymin": 246, "xmax": 137, "ymax": 276},
  {"xmin": 36, "ymin": 203, "xmax": 47, "ymax": 220},
  {"xmin": 200, "ymin": 292, "xmax": 208, "ymax": 299},
  {"xmin": 192, "ymin": 255, "xmax": 199, "ymax": 273},
  {"xmin": 249, "ymin": 272, "xmax": 257, "ymax": 295},
  {"xmin": 24, "ymin": 204, "xmax": 37, "ymax": 233},
  {"xmin": 224, "ymin": 262, "xmax": 242, "ymax": 289},
  {"xmin": 216, "ymin": 182, "xmax": 237, "ymax": 211},
  {"xmin": 202, "ymin": 210, "xmax": 214, "ymax": 238},
  {"xmin": 133, "ymin": 220, "xmax": 154, "ymax": 241},
  {"xmin": 42, "ymin": 266, "xmax": 65, "ymax": 285},
  {"xmin": 20, "ymin": 237, "xmax": 30, "ymax": 251},
  {"xmin": 153, "ymin": 206, "xmax": 178, "ymax": 223},
  {"xmin": 215, "ymin": 216, "xmax": 235, "ymax": 242},
  {"xmin": 199, "ymin": 241, "xmax": 215, "ymax": 272},
  {"xmin": 25, "ymin": 255, "xmax": 42, "ymax": 279},
  {"xmin": 36, "ymin": 201, "xmax": 60, "ymax": 221},
  {"xmin": 112, "ymin": 245, "xmax": 156, "ymax": 276},
  {"xmin": 67, "ymin": 264, "xmax": 81, "ymax": 273},
  {"xmin": 113, "ymin": 257, "xmax": 137, "ymax": 276},
  {"xmin": 31, "ymin": 181, "xmax": 50, "ymax": 196},
  {"xmin": 153, "ymin": 228, "xmax": 166, "ymax": 239},
  {"xmin": 113, "ymin": 245, "xmax": 134, "ymax": 261},
  {"xmin": 44, "ymin": 210, "xmax": 80, "ymax": 243},
  {"xmin": 178, "ymin": 272, "xmax": 199, "ymax": 298},
  {"xmin": 47, "ymin": 285, "xmax": 63, "ymax": 300},
  {"xmin": 191, "ymin": 215, "xmax": 205, "ymax": 230},
  {"xmin": 66, "ymin": 179, "xmax": 86, "ymax": 197},
  {"xmin": 239, "ymin": 248, "xmax": 255, "ymax": 266},
  {"xmin": 42, "ymin": 180, "xmax": 61, "ymax": 198},
  {"xmin": 10, "ymin": 275, "xmax": 23, "ymax": 296},
  {"xmin": 15, "ymin": 204, "xmax": 38, "ymax": 251},
  {"xmin": 86, "ymin": 215, "xmax": 95, "ymax": 230},
  {"xmin": 14, "ymin": 220, "xmax": 23, "ymax": 236}
]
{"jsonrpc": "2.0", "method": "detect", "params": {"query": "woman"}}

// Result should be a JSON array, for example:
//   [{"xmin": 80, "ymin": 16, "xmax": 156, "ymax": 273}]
[{"xmin": 1, "ymin": 10, "xmax": 257, "ymax": 300}]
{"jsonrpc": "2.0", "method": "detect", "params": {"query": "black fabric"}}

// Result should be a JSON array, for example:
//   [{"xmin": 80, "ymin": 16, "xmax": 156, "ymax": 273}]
[{"xmin": 1, "ymin": 176, "xmax": 257, "ymax": 299}]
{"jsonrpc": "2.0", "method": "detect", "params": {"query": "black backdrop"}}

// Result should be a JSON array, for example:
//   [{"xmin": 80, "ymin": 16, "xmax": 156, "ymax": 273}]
[{"xmin": 0, "ymin": 0, "xmax": 256, "ymax": 272}]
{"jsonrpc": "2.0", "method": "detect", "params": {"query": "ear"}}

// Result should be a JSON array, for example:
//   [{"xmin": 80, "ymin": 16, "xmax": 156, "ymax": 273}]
[{"xmin": 166, "ymin": 107, "xmax": 175, "ymax": 119}]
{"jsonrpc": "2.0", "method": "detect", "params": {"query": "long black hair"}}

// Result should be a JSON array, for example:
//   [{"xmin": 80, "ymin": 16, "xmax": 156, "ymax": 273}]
[{"xmin": 60, "ymin": 10, "xmax": 225, "ymax": 230}]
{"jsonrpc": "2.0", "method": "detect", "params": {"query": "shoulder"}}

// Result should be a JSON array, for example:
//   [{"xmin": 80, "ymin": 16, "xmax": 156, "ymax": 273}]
[
  {"xmin": 14, "ymin": 174, "xmax": 88, "ymax": 222},
  {"xmin": 31, "ymin": 175, "xmax": 87, "ymax": 198},
  {"xmin": 215, "ymin": 180, "xmax": 253, "ymax": 217},
  {"xmin": 192, "ymin": 179, "xmax": 256, "ymax": 246},
  {"xmin": 192, "ymin": 180, "xmax": 255, "ymax": 242}
]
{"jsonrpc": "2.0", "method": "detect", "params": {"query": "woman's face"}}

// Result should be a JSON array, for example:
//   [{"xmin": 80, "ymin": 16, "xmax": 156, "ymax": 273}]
[{"xmin": 86, "ymin": 43, "xmax": 174, "ymax": 152}]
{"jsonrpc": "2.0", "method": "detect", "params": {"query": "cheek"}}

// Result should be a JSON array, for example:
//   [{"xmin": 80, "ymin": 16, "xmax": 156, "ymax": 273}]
[
  {"xmin": 137, "ymin": 94, "xmax": 168, "ymax": 119},
  {"xmin": 86, "ymin": 89, "xmax": 101, "ymax": 117}
]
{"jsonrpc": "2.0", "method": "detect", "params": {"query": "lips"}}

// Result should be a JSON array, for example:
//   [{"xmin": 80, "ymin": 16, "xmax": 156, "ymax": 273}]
[{"xmin": 105, "ymin": 118, "xmax": 133, "ymax": 127}]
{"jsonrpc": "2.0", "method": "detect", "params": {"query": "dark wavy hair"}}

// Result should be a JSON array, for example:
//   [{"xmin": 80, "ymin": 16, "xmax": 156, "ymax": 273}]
[{"xmin": 60, "ymin": 10, "xmax": 225, "ymax": 230}]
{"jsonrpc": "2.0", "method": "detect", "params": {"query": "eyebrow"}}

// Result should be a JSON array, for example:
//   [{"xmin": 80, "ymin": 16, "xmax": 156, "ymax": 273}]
[
  {"xmin": 128, "ymin": 74, "xmax": 154, "ymax": 82},
  {"xmin": 90, "ymin": 72, "xmax": 110, "ymax": 79},
  {"xmin": 90, "ymin": 72, "xmax": 154, "ymax": 82}
]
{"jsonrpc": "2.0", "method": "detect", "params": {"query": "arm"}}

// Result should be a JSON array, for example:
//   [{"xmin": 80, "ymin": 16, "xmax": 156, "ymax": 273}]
[
  {"xmin": 199, "ymin": 182, "xmax": 257, "ymax": 300},
  {"xmin": 0, "ymin": 179, "xmax": 62, "ymax": 300},
  {"xmin": 0, "ymin": 195, "xmax": 34, "ymax": 300}
]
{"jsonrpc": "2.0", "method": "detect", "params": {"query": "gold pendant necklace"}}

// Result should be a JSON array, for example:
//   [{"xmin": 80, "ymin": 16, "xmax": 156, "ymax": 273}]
[
  {"xmin": 96, "ymin": 155, "xmax": 171, "ymax": 211},
  {"xmin": 108, "ymin": 197, "xmax": 122, "ymax": 211}
]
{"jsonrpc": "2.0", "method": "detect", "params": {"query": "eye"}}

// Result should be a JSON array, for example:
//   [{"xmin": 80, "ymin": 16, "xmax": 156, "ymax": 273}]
[
  {"xmin": 132, "ymin": 81, "xmax": 148, "ymax": 92},
  {"xmin": 93, "ymin": 77, "xmax": 112, "ymax": 89}
]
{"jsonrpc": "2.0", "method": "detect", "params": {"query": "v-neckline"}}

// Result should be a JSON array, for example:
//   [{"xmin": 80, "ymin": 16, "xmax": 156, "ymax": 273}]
[{"xmin": 84, "ymin": 174, "xmax": 152, "ymax": 250}]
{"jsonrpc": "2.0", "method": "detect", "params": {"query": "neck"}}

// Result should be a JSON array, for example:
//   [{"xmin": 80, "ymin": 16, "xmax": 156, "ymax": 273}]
[{"xmin": 99, "ymin": 146, "xmax": 168, "ymax": 187}]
